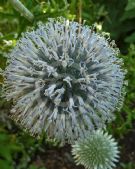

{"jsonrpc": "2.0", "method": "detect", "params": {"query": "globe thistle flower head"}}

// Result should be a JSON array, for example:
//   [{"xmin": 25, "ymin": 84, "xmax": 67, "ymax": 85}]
[
  {"xmin": 72, "ymin": 130, "xmax": 119, "ymax": 169},
  {"xmin": 1, "ymin": 17, "xmax": 126, "ymax": 144}
]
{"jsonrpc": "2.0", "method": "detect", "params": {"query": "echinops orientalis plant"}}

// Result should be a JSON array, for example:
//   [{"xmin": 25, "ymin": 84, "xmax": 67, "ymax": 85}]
[
  {"xmin": 72, "ymin": 130, "xmax": 119, "ymax": 169},
  {"xmin": 1, "ymin": 17, "xmax": 126, "ymax": 145}
]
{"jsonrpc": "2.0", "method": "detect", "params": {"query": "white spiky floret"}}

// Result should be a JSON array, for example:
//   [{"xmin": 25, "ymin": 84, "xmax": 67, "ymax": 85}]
[
  {"xmin": 72, "ymin": 130, "xmax": 119, "ymax": 169},
  {"xmin": 1, "ymin": 17, "xmax": 126, "ymax": 144}
]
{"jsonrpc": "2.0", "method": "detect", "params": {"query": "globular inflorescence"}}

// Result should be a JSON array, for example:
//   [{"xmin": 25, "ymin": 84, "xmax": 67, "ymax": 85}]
[
  {"xmin": 1, "ymin": 17, "xmax": 126, "ymax": 144},
  {"xmin": 72, "ymin": 130, "xmax": 119, "ymax": 169}
]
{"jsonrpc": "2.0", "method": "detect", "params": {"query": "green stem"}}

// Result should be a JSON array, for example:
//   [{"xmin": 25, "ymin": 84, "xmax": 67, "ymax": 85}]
[
  {"xmin": 78, "ymin": 0, "xmax": 82, "ymax": 24},
  {"xmin": 9, "ymin": 0, "xmax": 34, "ymax": 22}
]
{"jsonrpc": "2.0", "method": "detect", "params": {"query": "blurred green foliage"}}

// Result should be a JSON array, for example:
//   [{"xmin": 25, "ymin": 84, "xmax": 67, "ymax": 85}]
[{"xmin": 0, "ymin": 0, "xmax": 135, "ymax": 169}]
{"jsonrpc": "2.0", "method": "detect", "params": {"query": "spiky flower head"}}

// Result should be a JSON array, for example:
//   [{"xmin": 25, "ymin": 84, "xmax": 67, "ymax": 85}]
[
  {"xmin": 72, "ymin": 130, "xmax": 119, "ymax": 169},
  {"xmin": 1, "ymin": 17, "xmax": 126, "ymax": 144}
]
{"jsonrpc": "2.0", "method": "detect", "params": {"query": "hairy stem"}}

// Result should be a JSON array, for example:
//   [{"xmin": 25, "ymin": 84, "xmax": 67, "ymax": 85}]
[{"xmin": 9, "ymin": 0, "xmax": 34, "ymax": 22}]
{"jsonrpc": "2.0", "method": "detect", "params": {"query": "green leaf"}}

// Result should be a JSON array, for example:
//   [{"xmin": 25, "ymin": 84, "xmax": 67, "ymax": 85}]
[
  {"xmin": 125, "ymin": 0, "xmax": 135, "ymax": 11},
  {"xmin": 125, "ymin": 32, "xmax": 135, "ymax": 43},
  {"xmin": 0, "ymin": 160, "xmax": 13, "ymax": 169},
  {"xmin": 0, "ymin": 145, "xmax": 12, "ymax": 161},
  {"xmin": 0, "ymin": 12, "xmax": 16, "ymax": 19},
  {"xmin": 121, "ymin": 9, "xmax": 135, "ymax": 21}
]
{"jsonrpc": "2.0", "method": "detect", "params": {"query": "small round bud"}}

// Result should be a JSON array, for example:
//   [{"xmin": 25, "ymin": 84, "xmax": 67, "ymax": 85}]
[{"xmin": 72, "ymin": 130, "xmax": 119, "ymax": 169}]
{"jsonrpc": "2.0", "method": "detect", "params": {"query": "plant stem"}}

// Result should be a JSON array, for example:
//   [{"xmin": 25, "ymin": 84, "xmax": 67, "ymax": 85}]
[
  {"xmin": 78, "ymin": 0, "xmax": 82, "ymax": 24},
  {"xmin": 9, "ymin": 0, "xmax": 34, "ymax": 22}
]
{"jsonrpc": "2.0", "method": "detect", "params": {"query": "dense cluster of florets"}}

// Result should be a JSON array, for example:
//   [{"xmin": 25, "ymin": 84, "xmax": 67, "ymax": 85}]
[{"xmin": 1, "ymin": 17, "xmax": 126, "ymax": 144}]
